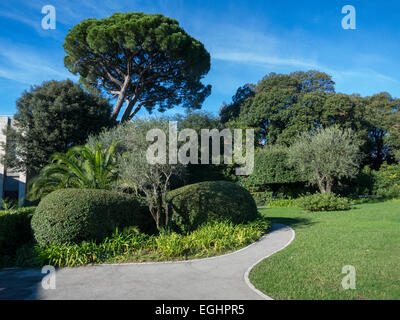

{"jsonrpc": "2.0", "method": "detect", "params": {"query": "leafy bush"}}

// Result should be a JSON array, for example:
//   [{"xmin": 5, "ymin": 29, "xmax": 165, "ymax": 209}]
[
  {"xmin": 251, "ymin": 191, "xmax": 274, "ymax": 206},
  {"xmin": 0, "ymin": 207, "xmax": 36, "ymax": 263},
  {"xmin": 31, "ymin": 189, "xmax": 152, "ymax": 246},
  {"xmin": 267, "ymin": 199, "xmax": 298, "ymax": 208},
  {"xmin": 374, "ymin": 163, "xmax": 400, "ymax": 199},
  {"xmin": 28, "ymin": 142, "xmax": 119, "ymax": 200},
  {"xmin": 167, "ymin": 181, "xmax": 259, "ymax": 233},
  {"xmin": 21, "ymin": 219, "xmax": 270, "ymax": 267},
  {"xmin": 297, "ymin": 193, "xmax": 354, "ymax": 212}
]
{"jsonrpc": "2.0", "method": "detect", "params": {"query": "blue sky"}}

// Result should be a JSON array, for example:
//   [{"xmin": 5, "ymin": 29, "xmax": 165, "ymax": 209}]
[{"xmin": 0, "ymin": 0, "xmax": 399, "ymax": 117}]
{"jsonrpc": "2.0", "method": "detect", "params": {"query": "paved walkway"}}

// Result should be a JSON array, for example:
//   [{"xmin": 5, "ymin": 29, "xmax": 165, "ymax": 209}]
[{"xmin": 0, "ymin": 223, "xmax": 295, "ymax": 300}]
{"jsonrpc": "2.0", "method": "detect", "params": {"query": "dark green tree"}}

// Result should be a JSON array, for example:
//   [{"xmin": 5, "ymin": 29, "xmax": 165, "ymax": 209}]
[
  {"xmin": 363, "ymin": 93, "xmax": 400, "ymax": 168},
  {"xmin": 63, "ymin": 12, "xmax": 211, "ymax": 122},
  {"xmin": 222, "ymin": 70, "xmax": 370, "ymax": 147},
  {"xmin": 1, "ymin": 80, "xmax": 113, "ymax": 177},
  {"xmin": 219, "ymin": 84, "xmax": 255, "ymax": 124},
  {"xmin": 174, "ymin": 110, "xmax": 237, "ymax": 184}
]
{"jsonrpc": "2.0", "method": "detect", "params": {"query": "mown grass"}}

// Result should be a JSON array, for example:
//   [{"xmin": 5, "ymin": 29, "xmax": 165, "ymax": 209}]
[
  {"xmin": 15, "ymin": 219, "xmax": 270, "ymax": 268},
  {"xmin": 249, "ymin": 200, "xmax": 400, "ymax": 300}
]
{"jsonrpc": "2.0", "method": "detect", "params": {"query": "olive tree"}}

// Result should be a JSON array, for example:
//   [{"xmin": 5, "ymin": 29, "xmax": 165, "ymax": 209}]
[
  {"xmin": 288, "ymin": 126, "xmax": 360, "ymax": 194},
  {"xmin": 88, "ymin": 119, "xmax": 185, "ymax": 231}
]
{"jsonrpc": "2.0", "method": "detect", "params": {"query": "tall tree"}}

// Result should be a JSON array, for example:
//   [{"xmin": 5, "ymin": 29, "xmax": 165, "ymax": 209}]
[
  {"xmin": 222, "ymin": 70, "xmax": 371, "ymax": 148},
  {"xmin": 237, "ymin": 71, "xmax": 336, "ymax": 145},
  {"xmin": 1, "ymin": 80, "xmax": 113, "ymax": 177},
  {"xmin": 363, "ymin": 93, "xmax": 400, "ymax": 168},
  {"xmin": 219, "ymin": 84, "xmax": 255, "ymax": 124},
  {"xmin": 64, "ymin": 12, "xmax": 211, "ymax": 122}
]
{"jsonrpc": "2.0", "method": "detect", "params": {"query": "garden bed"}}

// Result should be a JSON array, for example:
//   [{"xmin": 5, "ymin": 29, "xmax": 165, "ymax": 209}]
[{"xmin": 11, "ymin": 219, "xmax": 270, "ymax": 268}]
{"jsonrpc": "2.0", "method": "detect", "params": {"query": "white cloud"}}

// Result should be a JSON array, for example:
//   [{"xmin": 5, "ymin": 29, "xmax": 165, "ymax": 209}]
[{"xmin": 0, "ymin": 40, "xmax": 75, "ymax": 85}]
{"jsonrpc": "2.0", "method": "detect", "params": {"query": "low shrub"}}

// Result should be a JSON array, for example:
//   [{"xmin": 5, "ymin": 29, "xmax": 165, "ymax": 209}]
[
  {"xmin": 251, "ymin": 192, "xmax": 274, "ymax": 206},
  {"xmin": 31, "ymin": 189, "xmax": 152, "ymax": 246},
  {"xmin": 20, "ymin": 219, "xmax": 270, "ymax": 267},
  {"xmin": 297, "ymin": 193, "xmax": 354, "ymax": 212},
  {"xmin": 167, "ymin": 181, "xmax": 258, "ymax": 233},
  {"xmin": 376, "ymin": 185, "xmax": 400, "ymax": 199},
  {"xmin": 267, "ymin": 199, "xmax": 298, "ymax": 208}
]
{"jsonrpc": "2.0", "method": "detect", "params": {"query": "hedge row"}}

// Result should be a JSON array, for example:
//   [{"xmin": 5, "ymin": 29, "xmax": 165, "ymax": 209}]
[{"xmin": 0, "ymin": 207, "xmax": 36, "ymax": 257}]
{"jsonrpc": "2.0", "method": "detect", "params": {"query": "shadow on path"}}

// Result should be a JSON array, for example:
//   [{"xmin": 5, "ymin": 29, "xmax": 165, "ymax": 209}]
[{"xmin": 0, "ymin": 268, "xmax": 42, "ymax": 300}]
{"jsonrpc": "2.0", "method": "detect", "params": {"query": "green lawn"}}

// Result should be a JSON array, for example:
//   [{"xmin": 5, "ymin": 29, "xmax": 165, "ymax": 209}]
[{"xmin": 250, "ymin": 200, "xmax": 400, "ymax": 300}]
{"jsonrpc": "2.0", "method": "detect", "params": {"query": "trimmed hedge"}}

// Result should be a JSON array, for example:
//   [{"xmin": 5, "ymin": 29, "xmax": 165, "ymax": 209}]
[
  {"xmin": 239, "ymin": 145, "xmax": 305, "ymax": 191},
  {"xmin": 31, "ymin": 189, "xmax": 151, "ymax": 246},
  {"xmin": 0, "ymin": 207, "xmax": 36, "ymax": 257},
  {"xmin": 167, "ymin": 181, "xmax": 258, "ymax": 233}
]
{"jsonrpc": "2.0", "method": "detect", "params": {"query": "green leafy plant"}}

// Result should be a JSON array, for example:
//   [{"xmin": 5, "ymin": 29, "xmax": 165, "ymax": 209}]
[
  {"xmin": 1, "ymin": 198, "xmax": 17, "ymax": 211},
  {"xmin": 28, "ymin": 142, "xmax": 119, "ymax": 200},
  {"xmin": 20, "ymin": 220, "xmax": 270, "ymax": 268},
  {"xmin": 374, "ymin": 163, "xmax": 400, "ymax": 199},
  {"xmin": 297, "ymin": 193, "xmax": 354, "ymax": 212},
  {"xmin": 267, "ymin": 199, "xmax": 298, "ymax": 208}
]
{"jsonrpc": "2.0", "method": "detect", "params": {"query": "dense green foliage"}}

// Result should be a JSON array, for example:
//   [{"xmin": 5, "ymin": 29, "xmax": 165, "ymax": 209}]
[
  {"xmin": 250, "ymin": 202, "xmax": 400, "ymax": 299},
  {"xmin": 89, "ymin": 118, "xmax": 186, "ymax": 231},
  {"xmin": 373, "ymin": 163, "xmax": 400, "ymax": 198},
  {"xmin": 221, "ymin": 71, "xmax": 400, "ymax": 170},
  {"xmin": 64, "ymin": 12, "xmax": 211, "ymax": 121},
  {"xmin": 1, "ymin": 80, "xmax": 112, "ymax": 176},
  {"xmin": 363, "ymin": 93, "xmax": 400, "ymax": 168},
  {"xmin": 239, "ymin": 145, "xmax": 305, "ymax": 192},
  {"xmin": 288, "ymin": 126, "xmax": 360, "ymax": 194},
  {"xmin": 19, "ymin": 219, "xmax": 269, "ymax": 267},
  {"xmin": 296, "ymin": 193, "xmax": 354, "ymax": 212},
  {"xmin": 31, "ymin": 189, "xmax": 151, "ymax": 246},
  {"xmin": 28, "ymin": 142, "xmax": 119, "ymax": 200},
  {"xmin": 167, "ymin": 181, "xmax": 258, "ymax": 233},
  {"xmin": 220, "ymin": 84, "xmax": 255, "ymax": 124},
  {"xmin": 174, "ymin": 111, "xmax": 238, "ymax": 184},
  {"xmin": 0, "ymin": 207, "xmax": 36, "ymax": 260}
]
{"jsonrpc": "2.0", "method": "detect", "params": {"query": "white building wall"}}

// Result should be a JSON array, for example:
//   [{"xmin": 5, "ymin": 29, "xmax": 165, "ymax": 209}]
[{"xmin": 0, "ymin": 116, "xmax": 26, "ymax": 208}]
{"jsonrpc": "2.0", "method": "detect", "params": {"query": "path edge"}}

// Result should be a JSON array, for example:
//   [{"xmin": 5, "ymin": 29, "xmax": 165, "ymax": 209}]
[{"xmin": 243, "ymin": 224, "xmax": 296, "ymax": 300}]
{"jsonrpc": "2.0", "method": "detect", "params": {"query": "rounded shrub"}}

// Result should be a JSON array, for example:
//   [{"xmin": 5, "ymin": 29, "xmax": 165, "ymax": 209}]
[
  {"xmin": 31, "ymin": 189, "xmax": 151, "ymax": 246},
  {"xmin": 167, "ymin": 181, "xmax": 258, "ymax": 233},
  {"xmin": 297, "ymin": 193, "xmax": 354, "ymax": 212}
]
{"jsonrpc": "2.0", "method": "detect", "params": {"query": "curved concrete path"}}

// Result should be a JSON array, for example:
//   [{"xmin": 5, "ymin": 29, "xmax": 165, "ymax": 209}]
[{"xmin": 0, "ymin": 223, "xmax": 294, "ymax": 300}]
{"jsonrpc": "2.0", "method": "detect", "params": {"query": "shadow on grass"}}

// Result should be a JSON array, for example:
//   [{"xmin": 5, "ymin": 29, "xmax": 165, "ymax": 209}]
[{"xmin": 265, "ymin": 217, "xmax": 315, "ymax": 230}]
